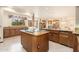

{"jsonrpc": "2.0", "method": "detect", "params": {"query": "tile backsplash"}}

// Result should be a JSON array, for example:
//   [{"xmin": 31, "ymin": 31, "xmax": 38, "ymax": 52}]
[{"xmin": 46, "ymin": 16, "xmax": 75, "ymax": 32}]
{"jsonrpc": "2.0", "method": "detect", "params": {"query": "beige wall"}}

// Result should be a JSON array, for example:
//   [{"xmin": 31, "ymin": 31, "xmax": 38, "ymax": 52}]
[
  {"xmin": 2, "ymin": 11, "xmax": 12, "ymax": 27},
  {"xmin": 0, "ymin": 9, "xmax": 3, "ymax": 42},
  {"xmin": 76, "ymin": 6, "xmax": 79, "ymax": 27}
]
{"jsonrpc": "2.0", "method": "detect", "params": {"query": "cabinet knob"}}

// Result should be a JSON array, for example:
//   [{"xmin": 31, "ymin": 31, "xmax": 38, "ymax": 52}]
[{"xmin": 37, "ymin": 43, "xmax": 40, "ymax": 49}]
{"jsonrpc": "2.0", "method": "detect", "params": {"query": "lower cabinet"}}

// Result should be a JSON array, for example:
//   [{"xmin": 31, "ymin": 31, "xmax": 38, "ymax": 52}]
[
  {"xmin": 36, "ymin": 34, "xmax": 49, "ymax": 52},
  {"xmin": 10, "ymin": 28, "xmax": 16, "ymax": 36},
  {"xmin": 48, "ymin": 30, "xmax": 78, "ymax": 51},
  {"xmin": 59, "ymin": 31, "xmax": 78, "ymax": 51},
  {"xmin": 3, "ymin": 27, "xmax": 26, "ymax": 38},
  {"xmin": 48, "ymin": 30, "xmax": 59, "ymax": 43},
  {"xmin": 3, "ymin": 28, "xmax": 10, "ymax": 38},
  {"xmin": 59, "ymin": 31, "xmax": 73, "ymax": 47},
  {"xmin": 15, "ymin": 28, "xmax": 21, "ymax": 35}
]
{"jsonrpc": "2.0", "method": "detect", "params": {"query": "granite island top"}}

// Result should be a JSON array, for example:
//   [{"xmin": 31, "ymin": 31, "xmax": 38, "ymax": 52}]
[{"xmin": 20, "ymin": 30, "xmax": 49, "ymax": 36}]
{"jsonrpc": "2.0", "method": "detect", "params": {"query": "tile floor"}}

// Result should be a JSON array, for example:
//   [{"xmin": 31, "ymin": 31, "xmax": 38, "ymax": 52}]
[{"xmin": 0, "ymin": 36, "xmax": 76, "ymax": 52}]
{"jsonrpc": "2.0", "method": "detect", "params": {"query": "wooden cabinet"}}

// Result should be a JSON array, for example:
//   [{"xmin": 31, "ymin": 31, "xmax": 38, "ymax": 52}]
[
  {"xmin": 73, "ymin": 34, "xmax": 78, "ymax": 52},
  {"xmin": 3, "ymin": 28, "xmax": 10, "ymax": 38},
  {"xmin": 10, "ymin": 28, "xmax": 16, "ymax": 36},
  {"xmin": 21, "ymin": 31, "xmax": 49, "ymax": 52},
  {"xmin": 36, "ymin": 34, "xmax": 49, "ymax": 52},
  {"xmin": 59, "ymin": 31, "xmax": 78, "ymax": 51},
  {"xmin": 46, "ymin": 29, "xmax": 78, "ymax": 52},
  {"xmin": 48, "ymin": 30, "xmax": 59, "ymax": 43},
  {"xmin": 3, "ymin": 27, "xmax": 27, "ymax": 38},
  {"xmin": 21, "ymin": 32, "xmax": 32, "ymax": 51},
  {"xmin": 48, "ymin": 30, "xmax": 75, "ymax": 48},
  {"xmin": 15, "ymin": 28, "xmax": 21, "ymax": 35},
  {"xmin": 59, "ymin": 31, "xmax": 72, "ymax": 47}
]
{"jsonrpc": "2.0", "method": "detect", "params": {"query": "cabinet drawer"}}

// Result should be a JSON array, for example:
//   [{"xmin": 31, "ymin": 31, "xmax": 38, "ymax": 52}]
[
  {"xmin": 59, "ymin": 31, "xmax": 73, "ymax": 47},
  {"xmin": 49, "ymin": 32, "xmax": 59, "ymax": 42}
]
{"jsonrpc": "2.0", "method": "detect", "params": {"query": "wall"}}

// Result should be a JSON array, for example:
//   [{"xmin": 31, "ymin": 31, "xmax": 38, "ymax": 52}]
[
  {"xmin": 76, "ymin": 6, "xmax": 79, "ymax": 27},
  {"xmin": 39, "ymin": 6, "xmax": 54, "ymax": 18},
  {"xmin": 0, "ymin": 8, "xmax": 3, "ymax": 42},
  {"xmin": 2, "ymin": 10, "xmax": 12, "ymax": 27}
]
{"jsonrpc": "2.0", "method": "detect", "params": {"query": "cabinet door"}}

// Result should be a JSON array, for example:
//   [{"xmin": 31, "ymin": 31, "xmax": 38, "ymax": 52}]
[
  {"xmin": 37, "ymin": 34, "xmax": 49, "ymax": 52},
  {"xmin": 66, "ymin": 34, "xmax": 74, "ymax": 48},
  {"xmin": 10, "ymin": 29, "xmax": 16, "ymax": 36},
  {"xmin": 16, "ymin": 27, "xmax": 26, "ymax": 35},
  {"xmin": 15, "ymin": 29, "xmax": 20, "ymax": 35},
  {"xmin": 21, "ymin": 32, "xmax": 32, "ymax": 52},
  {"xmin": 59, "ymin": 34, "xmax": 68, "ymax": 45},
  {"xmin": 59, "ymin": 31, "xmax": 73, "ymax": 47},
  {"xmin": 49, "ymin": 30, "xmax": 59, "ymax": 42},
  {"xmin": 3, "ymin": 28, "xmax": 10, "ymax": 38}
]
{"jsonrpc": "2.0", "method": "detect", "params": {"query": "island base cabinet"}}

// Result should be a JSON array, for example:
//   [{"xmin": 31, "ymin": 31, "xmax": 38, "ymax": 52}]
[
  {"xmin": 21, "ymin": 32, "xmax": 49, "ymax": 52},
  {"xmin": 36, "ymin": 34, "xmax": 49, "ymax": 52},
  {"xmin": 21, "ymin": 33, "xmax": 32, "ymax": 52}
]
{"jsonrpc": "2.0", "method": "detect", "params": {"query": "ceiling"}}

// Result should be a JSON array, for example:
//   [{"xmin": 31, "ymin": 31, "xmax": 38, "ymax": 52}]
[
  {"xmin": 12, "ymin": 6, "xmax": 37, "ymax": 13},
  {"xmin": 0, "ymin": 6, "xmax": 53, "ymax": 13}
]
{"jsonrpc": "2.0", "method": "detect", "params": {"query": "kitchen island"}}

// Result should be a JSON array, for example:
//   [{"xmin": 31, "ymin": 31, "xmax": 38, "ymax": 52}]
[{"xmin": 20, "ymin": 30, "xmax": 49, "ymax": 52}]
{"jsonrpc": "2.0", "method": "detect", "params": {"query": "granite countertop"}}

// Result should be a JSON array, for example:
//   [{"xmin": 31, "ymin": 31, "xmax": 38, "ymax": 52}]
[
  {"xmin": 20, "ymin": 29, "xmax": 49, "ymax": 36},
  {"xmin": 42, "ymin": 28, "xmax": 72, "ymax": 32},
  {"xmin": 3, "ymin": 26, "xmax": 28, "ymax": 29},
  {"xmin": 43, "ymin": 28, "xmax": 79, "ymax": 35}
]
